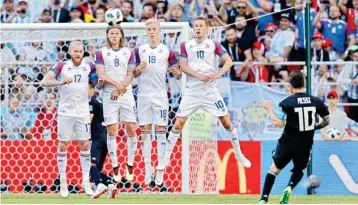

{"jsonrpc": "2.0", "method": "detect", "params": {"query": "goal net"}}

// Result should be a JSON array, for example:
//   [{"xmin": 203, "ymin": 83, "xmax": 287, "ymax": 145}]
[{"xmin": 0, "ymin": 22, "xmax": 223, "ymax": 194}]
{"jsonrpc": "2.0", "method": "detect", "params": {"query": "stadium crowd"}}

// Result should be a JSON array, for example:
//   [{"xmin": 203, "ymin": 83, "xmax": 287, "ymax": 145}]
[{"xmin": 1, "ymin": 0, "xmax": 358, "ymax": 141}]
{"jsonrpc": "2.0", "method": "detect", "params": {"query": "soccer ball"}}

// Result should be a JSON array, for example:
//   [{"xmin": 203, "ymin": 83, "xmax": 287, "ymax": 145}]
[
  {"xmin": 105, "ymin": 8, "xmax": 123, "ymax": 25},
  {"xmin": 326, "ymin": 128, "xmax": 340, "ymax": 139},
  {"xmin": 307, "ymin": 175, "xmax": 321, "ymax": 188}
]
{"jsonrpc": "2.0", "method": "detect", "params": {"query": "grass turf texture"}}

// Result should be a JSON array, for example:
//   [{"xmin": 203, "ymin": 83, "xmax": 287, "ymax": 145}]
[{"xmin": 1, "ymin": 194, "xmax": 357, "ymax": 204}]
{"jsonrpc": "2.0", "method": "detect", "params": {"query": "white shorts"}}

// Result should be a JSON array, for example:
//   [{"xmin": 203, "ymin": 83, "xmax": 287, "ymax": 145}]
[
  {"xmin": 176, "ymin": 91, "xmax": 228, "ymax": 117},
  {"xmin": 103, "ymin": 92, "xmax": 137, "ymax": 125},
  {"xmin": 137, "ymin": 97, "xmax": 168, "ymax": 126},
  {"xmin": 58, "ymin": 116, "xmax": 90, "ymax": 141}
]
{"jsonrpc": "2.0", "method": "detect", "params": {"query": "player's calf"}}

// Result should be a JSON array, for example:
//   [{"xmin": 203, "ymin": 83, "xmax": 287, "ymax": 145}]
[
  {"xmin": 219, "ymin": 116, "xmax": 251, "ymax": 168},
  {"xmin": 105, "ymin": 124, "xmax": 121, "ymax": 182},
  {"xmin": 140, "ymin": 128, "xmax": 154, "ymax": 185},
  {"xmin": 78, "ymin": 140, "xmax": 93, "ymax": 196},
  {"xmin": 125, "ymin": 122, "xmax": 138, "ymax": 182},
  {"xmin": 57, "ymin": 141, "xmax": 69, "ymax": 197}
]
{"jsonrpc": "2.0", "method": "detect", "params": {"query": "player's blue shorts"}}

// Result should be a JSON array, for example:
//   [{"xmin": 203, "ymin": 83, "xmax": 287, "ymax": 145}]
[{"xmin": 90, "ymin": 134, "xmax": 107, "ymax": 171}]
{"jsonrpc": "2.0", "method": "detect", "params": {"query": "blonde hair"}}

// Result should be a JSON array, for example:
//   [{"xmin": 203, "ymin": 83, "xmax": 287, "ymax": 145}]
[
  {"xmin": 145, "ymin": 18, "xmax": 161, "ymax": 27},
  {"xmin": 106, "ymin": 25, "xmax": 125, "ymax": 48},
  {"xmin": 69, "ymin": 40, "xmax": 84, "ymax": 51}
]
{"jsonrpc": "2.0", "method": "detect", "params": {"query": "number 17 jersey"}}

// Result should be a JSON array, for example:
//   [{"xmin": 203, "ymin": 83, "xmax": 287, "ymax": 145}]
[{"xmin": 276, "ymin": 93, "xmax": 329, "ymax": 149}]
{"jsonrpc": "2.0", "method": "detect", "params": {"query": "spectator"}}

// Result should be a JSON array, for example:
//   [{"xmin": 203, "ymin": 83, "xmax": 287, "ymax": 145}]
[
  {"xmin": 266, "ymin": 13, "xmax": 295, "ymax": 63},
  {"xmin": 79, "ymin": 0, "xmax": 104, "ymax": 21},
  {"xmin": 37, "ymin": 9, "xmax": 52, "ymax": 23},
  {"xmin": 1, "ymin": 0, "xmax": 15, "ymax": 23},
  {"xmin": 240, "ymin": 41, "xmax": 269, "ymax": 83},
  {"xmin": 313, "ymin": 5, "xmax": 347, "ymax": 55},
  {"xmin": 157, "ymin": 0, "xmax": 168, "ymax": 16},
  {"xmin": 122, "ymin": 0, "xmax": 135, "ymax": 22},
  {"xmin": 236, "ymin": 16, "xmax": 257, "ymax": 47},
  {"xmin": 127, "ymin": 39, "xmax": 137, "ymax": 49},
  {"xmin": 48, "ymin": 0, "xmax": 71, "ymax": 23},
  {"xmin": 321, "ymin": 90, "xmax": 348, "ymax": 141},
  {"xmin": 293, "ymin": 0, "xmax": 316, "ymax": 62},
  {"xmin": 94, "ymin": 7, "xmax": 105, "ymax": 22},
  {"xmin": 31, "ymin": 93, "xmax": 57, "ymax": 140},
  {"xmin": 338, "ymin": 0, "xmax": 358, "ymax": 36},
  {"xmin": 6, "ymin": 0, "xmax": 33, "ymax": 23},
  {"xmin": 322, "ymin": 39, "xmax": 339, "ymax": 61},
  {"xmin": 203, "ymin": 4, "xmax": 226, "ymax": 27},
  {"xmin": 0, "ymin": 95, "xmax": 32, "ymax": 140},
  {"xmin": 166, "ymin": 3, "xmax": 184, "ymax": 22},
  {"xmin": 237, "ymin": 0, "xmax": 259, "ymax": 28},
  {"xmin": 311, "ymin": 32, "xmax": 330, "ymax": 64},
  {"xmin": 69, "ymin": 5, "xmax": 84, "ymax": 23},
  {"xmin": 221, "ymin": 26, "xmax": 252, "ymax": 81},
  {"xmin": 338, "ymin": 47, "xmax": 358, "ymax": 122},
  {"xmin": 218, "ymin": 0, "xmax": 238, "ymax": 24},
  {"xmin": 249, "ymin": 0, "xmax": 274, "ymax": 33},
  {"xmin": 163, "ymin": 19, "xmax": 182, "ymax": 51},
  {"xmin": 1, "ymin": 43, "xmax": 16, "ymax": 68},
  {"xmin": 258, "ymin": 23, "xmax": 277, "ymax": 52},
  {"xmin": 141, "ymin": 2, "xmax": 155, "ymax": 19}
]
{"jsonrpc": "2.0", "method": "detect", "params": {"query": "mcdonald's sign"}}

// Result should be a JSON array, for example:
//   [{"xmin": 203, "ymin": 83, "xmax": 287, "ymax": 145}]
[{"xmin": 217, "ymin": 141, "xmax": 261, "ymax": 194}]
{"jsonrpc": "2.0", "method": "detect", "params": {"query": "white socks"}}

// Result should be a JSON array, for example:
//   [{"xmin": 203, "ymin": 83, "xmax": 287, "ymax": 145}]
[
  {"xmin": 163, "ymin": 129, "xmax": 180, "ymax": 167},
  {"xmin": 141, "ymin": 130, "xmax": 152, "ymax": 184},
  {"xmin": 228, "ymin": 127, "xmax": 243, "ymax": 157},
  {"xmin": 57, "ymin": 152, "xmax": 67, "ymax": 186},
  {"xmin": 80, "ymin": 151, "xmax": 91, "ymax": 183},
  {"xmin": 107, "ymin": 135, "xmax": 119, "ymax": 168},
  {"xmin": 156, "ymin": 130, "xmax": 166, "ymax": 169},
  {"xmin": 127, "ymin": 134, "xmax": 138, "ymax": 166}
]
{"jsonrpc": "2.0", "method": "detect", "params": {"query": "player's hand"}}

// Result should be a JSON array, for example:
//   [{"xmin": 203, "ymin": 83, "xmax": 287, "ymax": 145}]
[
  {"xmin": 198, "ymin": 74, "xmax": 212, "ymax": 82},
  {"xmin": 262, "ymin": 100, "xmax": 273, "ymax": 111},
  {"xmin": 111, "ymin": 90, "xmax": 120, "ymax": 101},
  {"xmin": 61, "ymin": 77, "xmax": 73, "ymax": 85},
  {"xmin": 116, "ymin": 83, "xmax": 127, "ymax": 94},
  {"xmin": 169, "ymin": 67, "xmax": 181, "ymax": 77},
  {"xmin": 98, "ymin": 76, "xmax": 108, "ymax": 84},
  {"xmin": 208, "ymin": 73, "xmax": 221, "ymax": 80},
  {"xmin": 137, "ymin": 61, "xmax": 147, "ymax": 70}
]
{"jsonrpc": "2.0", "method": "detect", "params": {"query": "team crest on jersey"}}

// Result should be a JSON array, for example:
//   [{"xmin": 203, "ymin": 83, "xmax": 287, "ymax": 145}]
[
  {"xmin": 143, "ymin": 49, "xmax": 146, "ymax": 53},
  {"xmin": 205, "ymin": 44, "xmax": 210, "ymax": 48},
  {"xmin": 189, "ymin": 45, "xmax": 193, "ymax": 49},
  {"xmin": 122, "ymin": 52, "xmax": 127, "ymax": 56},
  {"xmin": 68, "ymin": 67, "xmax": 71, "ymax": 71},
  {"xmin": 159, "ymin": 49, "xmax": 163, "ymax": 53},
  {"xmin": 83, "ymin": 67, "xmax": 87, "ymax": 71}
]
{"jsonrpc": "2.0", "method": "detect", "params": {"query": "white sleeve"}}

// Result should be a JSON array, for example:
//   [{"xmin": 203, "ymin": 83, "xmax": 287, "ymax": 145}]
[
  {"xmin": 284, "ymin": 31, "xmax": 295, "ymax": 47},
  {"xmin": 338, "ymin": 65, "xmax": 352, "ymax": 84},
  {"xmin": 342, "ymin": 112, "xmax": 349, "ymax": 130}
]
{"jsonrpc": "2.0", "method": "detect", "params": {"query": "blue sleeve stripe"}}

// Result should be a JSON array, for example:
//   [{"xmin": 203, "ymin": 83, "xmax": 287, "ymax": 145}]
[
  {"xmin": 275, "ymin": 106, "xmax": 286, "ymax": 120},
  {"xmin": 179, "ymin": 55, "xmax": 187, "ymax": 59},
  {"xmin": 95, "ymin": 62, "xmax": 104, "ymax": 65},
  {"xmin": 219, "ymin": 51, "xmax": 228, "ymax": 57}
]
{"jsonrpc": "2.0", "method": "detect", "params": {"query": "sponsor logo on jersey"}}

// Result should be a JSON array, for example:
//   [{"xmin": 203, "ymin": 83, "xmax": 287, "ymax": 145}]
[
  {"xmin": 83, "ymin": 67, "xmax": 87, "ymax": 71},
  {"xmin": 143, "ymin": 49, "xmax": 146, "ymax": 53},
  {"xmin": 205, "ymin": 44, "xmax": 210, "ymax": 48},
  {"xmin": 107, "ymin": 52, "xmax": 111, "ymax": 56},
  {"xmin": 122, "ymin": 52, "xmax": 127, "ymax": 56},
  {"xmin": 159, "ymin": 49, "xmax": 163, "ymax": 53}
]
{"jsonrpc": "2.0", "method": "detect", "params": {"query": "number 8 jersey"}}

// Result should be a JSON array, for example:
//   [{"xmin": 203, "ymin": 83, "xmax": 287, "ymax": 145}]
[{"xmin": 95, "ymin": 47, "xmax": 136, "ymax": 94}]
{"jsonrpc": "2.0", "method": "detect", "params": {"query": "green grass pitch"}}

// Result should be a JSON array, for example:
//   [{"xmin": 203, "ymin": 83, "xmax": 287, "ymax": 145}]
[{"xmin": 1, "ymin": 194, "xmax": 357, "ymax": 204}]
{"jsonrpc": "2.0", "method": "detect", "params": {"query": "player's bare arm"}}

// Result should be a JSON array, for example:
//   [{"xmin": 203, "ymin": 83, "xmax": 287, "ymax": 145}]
[
  {"xmin": 40, "ymin": 70, "xmax": 72, "ymax": 87},
  {"xmin": 209, "ymin": 53, "xmax": 232, "ymax": 80},
  {"xmin": 96, "ymin": 64, "xmax": 124, "ymax": 89},
  {"xmin": 119, "ymin": 65, "xmax": 135, "ymax": 92},
  {"xmin": 263, "ymin": 100, "xmax": 286, "ymax": 128},
  {"xmin": 179, "ymin": 58, "xmax": 211, "ymax": 82},
  {"xmin": 169, "ymin": 65, "xmax": 182, "ymax": 79}
]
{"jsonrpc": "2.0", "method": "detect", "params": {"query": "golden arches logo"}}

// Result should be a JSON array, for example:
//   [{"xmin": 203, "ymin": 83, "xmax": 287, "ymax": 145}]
[{"xmin": 196, "ymin": 148, "xmax": 247, "ymax": 193}]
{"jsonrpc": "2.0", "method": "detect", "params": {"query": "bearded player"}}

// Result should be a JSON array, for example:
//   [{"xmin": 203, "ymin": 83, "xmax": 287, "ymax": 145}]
[
  {"xmin": 133, "ymin": 19, "xmax": 182, "ymax": 188},
  {"xmin": 40, "ymin": 41, "xmax": 95, "ymax": 198},
  {"xmin": 95, "ymin": 25, "xmax": 138, "ymax": 184},
  {"xmin": 163, "ymin": 17, "xmax": 251, "ymax": 169}
]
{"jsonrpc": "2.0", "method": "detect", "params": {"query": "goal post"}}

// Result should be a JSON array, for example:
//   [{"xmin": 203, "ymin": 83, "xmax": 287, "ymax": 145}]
[{"xmin": 0, "ymin": 22, "xmax": 222, "ymax": 194}]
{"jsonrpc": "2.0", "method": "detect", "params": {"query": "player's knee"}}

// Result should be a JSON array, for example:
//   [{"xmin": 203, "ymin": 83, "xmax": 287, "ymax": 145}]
[
  {"xmin": 219, "ymin": 115, "xmax": 232, "ymax": 130},
  {"xmin": 174, "ymin": 117, "xmax": 187, "ymax": 130},
  {"xmin": 140, "ymin": 124, "xmax": 151, "ymax": 131},
  {"xmin": 106, "ymin": 124, "xmax": 117, "ymax": 136},
  {"xmin": 155, "ymin": 125, "xmax": 166, "ymax": 132},
  {"xmin": 126, "ymin": 122, "xmax": 137, "ymax": 136},
  {"xmin": 270, "ymin": 163, "xmax": 281, "ymax": 175},
  {"xmin": 58, "ymin": 141, "xmax": 69, "ymax": 152},
  {"xmin": 78, "ymin": 140, "xmax": 90, "ymax": 151}
]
